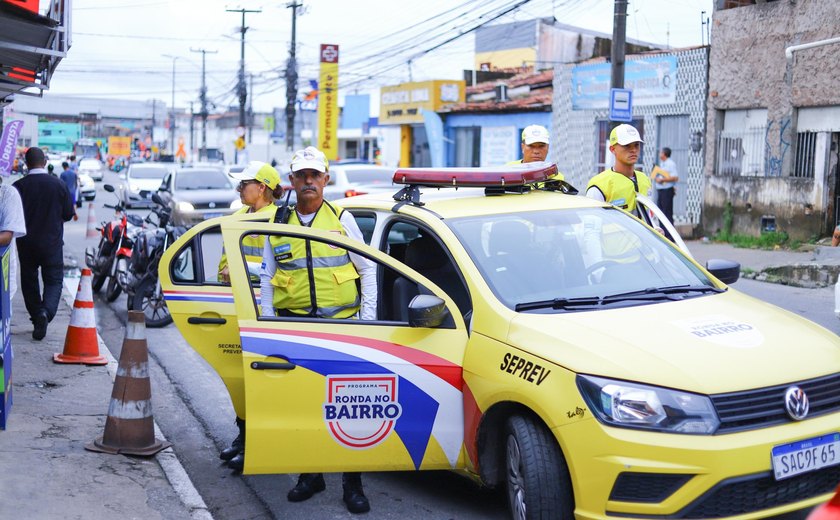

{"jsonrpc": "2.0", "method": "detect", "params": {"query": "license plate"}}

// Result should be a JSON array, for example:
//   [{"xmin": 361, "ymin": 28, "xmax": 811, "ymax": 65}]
[
  {"xmin": 771, "ymin": 432, "xmax": 840, "ymax": 480},
  {"xmin": 203, "ymin": 212, "xmax": 223, "ymax": 220}
]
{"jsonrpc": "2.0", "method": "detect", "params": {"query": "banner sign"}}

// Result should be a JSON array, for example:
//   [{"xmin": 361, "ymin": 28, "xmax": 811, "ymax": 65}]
[
  {"xmin": 0, "ymin": 120, "xmax": 23, "ymax": 177},
  {"xmin": 318, "ymin": 44, "xmax": 339, "ymax": 160},
  {"xmin": 421, "ymin": 109, "xmax": 445, "ymax": 168},
  {"xmin": 108, "ymin": 136, "xmax": 132, "ymax": 157},
  {"xmin": 480, "ymin": 126, "xmax": 518, "ymax": 166},
  {"xmin": 572, "ymin": 56, "xmax": 677, "ymax": 110}
]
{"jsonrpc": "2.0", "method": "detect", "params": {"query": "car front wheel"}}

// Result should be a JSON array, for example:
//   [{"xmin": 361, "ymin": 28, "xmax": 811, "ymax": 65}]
[{"xmin": 505, "ymin": 415, "xmax": 574, "ymax": 520}]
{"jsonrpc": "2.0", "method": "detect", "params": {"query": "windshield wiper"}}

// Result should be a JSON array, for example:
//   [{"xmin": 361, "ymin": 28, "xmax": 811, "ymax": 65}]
[
  {"xmin": 515, "ymin": 297, "xmax": 603, "ymax": 312},
  {"xmin": 602, "ymin": 285, "xmax": 724, "ymax": 302}
]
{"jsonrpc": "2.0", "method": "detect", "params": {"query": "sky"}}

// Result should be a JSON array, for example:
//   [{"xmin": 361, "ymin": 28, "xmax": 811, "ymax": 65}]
[{"xmin": 45, "ymin": 0, "xmax": 713, "ymax": 114}]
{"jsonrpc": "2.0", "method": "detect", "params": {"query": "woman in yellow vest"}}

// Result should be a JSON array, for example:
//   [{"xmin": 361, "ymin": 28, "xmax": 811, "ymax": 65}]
[
  {"xmin": 218, "ymin": 161, "xmax": 283, "ymax": 284},
  {"xmin": 216, "ymin": 160, "xmax": 282, "ymax": 472}
]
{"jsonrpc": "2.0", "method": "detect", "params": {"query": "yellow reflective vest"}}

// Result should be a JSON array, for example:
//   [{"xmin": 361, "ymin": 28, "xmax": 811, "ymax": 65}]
[
  {"xmin": 218, "ymin": 204, "xmax": 278, "ymax": 279},
  {"xmin": 267, "ymin": 201, "xmax": 360, "ymax": 318},
  {"xmin": 587, "ymin": 168, "xmax": 651, "ymax": 215}
]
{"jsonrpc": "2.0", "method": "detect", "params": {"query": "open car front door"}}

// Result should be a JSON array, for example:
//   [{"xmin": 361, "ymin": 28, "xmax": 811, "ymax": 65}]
[{"xmin": 220, "ymin": 220, "xmax": 469, "ymax": 475}]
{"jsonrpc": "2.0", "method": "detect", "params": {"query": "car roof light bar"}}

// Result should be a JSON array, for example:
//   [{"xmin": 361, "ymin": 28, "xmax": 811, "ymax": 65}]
[{"xmin": 392, "ymin": 163, "xmax": 558, "ymax": 188}]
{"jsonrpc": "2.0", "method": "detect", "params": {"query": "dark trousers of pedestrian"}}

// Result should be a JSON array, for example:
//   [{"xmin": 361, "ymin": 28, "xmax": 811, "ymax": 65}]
[
  {"xmin": 17, "ymin": 244, "xmax": 64, "ymax": 323},
  {"xmin": 656, "ymin": 187, "xmax": 676, "ymax": 242}
]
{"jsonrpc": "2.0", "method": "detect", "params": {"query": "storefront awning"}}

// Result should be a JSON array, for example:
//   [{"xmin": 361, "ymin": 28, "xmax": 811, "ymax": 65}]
[{"xmin": 0, "ymin": 0, "xmax": 70, "ymax": 108}]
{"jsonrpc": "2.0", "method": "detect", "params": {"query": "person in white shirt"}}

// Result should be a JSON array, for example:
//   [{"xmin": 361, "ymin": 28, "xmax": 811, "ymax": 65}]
[
  {"xmin": 259, "ymin": 146, "xmax": 375, "ymax": 514},
  {"xmin": 0, "ymin": 179, "xmax": 27, "ymax": 300}
]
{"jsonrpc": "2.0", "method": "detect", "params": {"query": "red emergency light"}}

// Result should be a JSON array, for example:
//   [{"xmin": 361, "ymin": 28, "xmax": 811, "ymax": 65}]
[{"xmin": 392, "ymin": 163, "xmax": 558, "ymax": 188}]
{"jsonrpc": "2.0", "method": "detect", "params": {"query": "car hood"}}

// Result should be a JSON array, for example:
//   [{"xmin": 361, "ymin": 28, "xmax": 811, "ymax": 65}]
[
  {"xmin": 173, "ymin": 188, "xmax": 238, "ymax": 205},
  {"xmin": 128, "ymin": 178, "xmax": 164, "ymax": 191},
  {"xmin": 505, "ymin": 289, "xmax": 840, "ymax": 394}
]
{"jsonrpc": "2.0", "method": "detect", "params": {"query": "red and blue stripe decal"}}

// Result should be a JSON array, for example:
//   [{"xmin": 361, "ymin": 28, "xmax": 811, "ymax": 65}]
[
  {"xmin": 164, "ymin": 290, "xmax": 235, "ymax": 304},
  {"xmin": 240, "ymin": 327, "xmax": 464, "ymax": 470}
]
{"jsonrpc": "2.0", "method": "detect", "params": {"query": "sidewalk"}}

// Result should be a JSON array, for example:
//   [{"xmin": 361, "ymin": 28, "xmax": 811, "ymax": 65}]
[{"xmin": 0, "ymin": 273, "xmax": 210, "ymax": 520}]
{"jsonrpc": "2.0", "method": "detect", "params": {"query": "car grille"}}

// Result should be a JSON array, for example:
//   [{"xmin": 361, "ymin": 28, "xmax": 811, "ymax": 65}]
[
  {"xmin": 677, "ymin": 465, "xmax": 840, "ymax": 518},
  {"xmin": 711, "ymin": 372, "xmax": 840, "ymax": 433},
  {"xmin": 609, "ymin": 472, "xmax": 693, "ymax": 503}
]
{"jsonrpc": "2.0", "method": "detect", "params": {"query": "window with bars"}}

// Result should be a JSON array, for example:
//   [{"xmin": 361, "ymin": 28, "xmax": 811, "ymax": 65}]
[{"xmin": 792, "ymin": 132, "xmax": 817, "ymax": 178}]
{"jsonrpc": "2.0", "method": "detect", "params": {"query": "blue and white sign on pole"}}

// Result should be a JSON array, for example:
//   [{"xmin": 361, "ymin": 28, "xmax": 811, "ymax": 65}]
[{"xmin": 609, "ymin": 88, "xmax": 633, "ymax": 123}]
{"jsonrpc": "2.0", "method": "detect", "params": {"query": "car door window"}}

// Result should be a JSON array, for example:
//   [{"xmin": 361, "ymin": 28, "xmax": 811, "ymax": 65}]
[
  {"xmin": 347, "ymin": 210, "xmax": 376, "ymax": 245},
  {"xmin": 168, "ymin": 226, "xmax": 226, "ymax": 284}
]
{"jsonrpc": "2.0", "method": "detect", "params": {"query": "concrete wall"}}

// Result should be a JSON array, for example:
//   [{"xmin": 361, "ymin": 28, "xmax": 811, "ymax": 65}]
[{"xmin": 703, "ymin": 0, "xmax": 840, "ymax": 240}]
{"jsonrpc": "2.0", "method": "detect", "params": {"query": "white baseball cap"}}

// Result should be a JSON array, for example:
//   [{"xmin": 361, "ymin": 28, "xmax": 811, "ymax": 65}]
[
  {"xmin": 610, "ymin": 124, "xmax": 644, "ymax": 146},
  {"xmin": 290, "ymin": 146, "xmax": 329, "ymax": 173},
  {"xmin": 521, "ymin": 125, "xmax": 550, "ymax": 145}
]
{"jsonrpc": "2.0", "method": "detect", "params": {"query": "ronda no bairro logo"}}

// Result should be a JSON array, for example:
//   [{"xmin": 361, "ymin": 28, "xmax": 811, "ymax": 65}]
[{"xmin": 323, "ymin": 374, "xmax": 402, "ymax": 449}]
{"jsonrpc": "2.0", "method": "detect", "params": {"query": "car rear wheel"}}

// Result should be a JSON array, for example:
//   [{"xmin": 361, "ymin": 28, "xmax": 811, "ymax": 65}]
[{"xmin": 505, "ymin": 415, "xmax": 573, "ymax": 520}]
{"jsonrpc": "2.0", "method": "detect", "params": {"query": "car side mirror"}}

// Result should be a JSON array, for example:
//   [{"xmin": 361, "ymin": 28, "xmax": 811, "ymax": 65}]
[
  {"xmin": 104, "ymin": 184, "xmax": 115, "ymax": 193},
  {"xmin": 407, "ymin": 294, "xmax": 449, "ymax": 328},
  {"xmin": 706, "ymin": 259, "xmax": 741, "ymax": 285}
]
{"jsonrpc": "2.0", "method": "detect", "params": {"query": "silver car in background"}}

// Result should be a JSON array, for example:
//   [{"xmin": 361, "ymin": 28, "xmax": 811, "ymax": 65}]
[
  {"xmin": 79, "ymin": 158, "xmax": 104, "ymax": 181},
  {"xmin": 120, "ymin": 163, "xmax": 172, "ymax": 208},
  {"xmin": 159, "ymin": 166, "xmax": 240, "ymax": 226},
  {"xmin": 323, "ymin": 164, "xmax": 395, "ymax": 201}
]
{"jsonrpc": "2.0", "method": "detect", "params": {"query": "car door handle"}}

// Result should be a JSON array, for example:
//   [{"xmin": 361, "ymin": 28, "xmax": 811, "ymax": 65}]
[
  {"xmin": 250, "ymin": 361, "xmax": 296, "ymax": 370},
  {"xmin": 188, "ymin": 317, "xmax": 226, "ymax": 325}
]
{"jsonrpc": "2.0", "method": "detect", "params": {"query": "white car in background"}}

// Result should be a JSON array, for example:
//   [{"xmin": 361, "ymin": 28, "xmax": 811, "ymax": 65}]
[
  {"xmin": 120, "ymin": 162, "xmax": 172, "ymax": 208},
  {"xmin": 79, "ymin": 158, "xmax": 104, "ymax": 181},
  {"xmin": 324, "ymin": 164, "xmax": 395, "ymax": 201},
  {"xmin": 78, "ymin": 173, "xmax": 96, "ymax": 203}
]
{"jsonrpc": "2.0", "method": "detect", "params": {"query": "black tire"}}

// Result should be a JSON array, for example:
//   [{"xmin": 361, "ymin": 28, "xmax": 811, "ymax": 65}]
[
  {"xmin": 504, "ymin": 415, "xmax": 574, "ymax": 520},
  {"xmin": 91, "ymin": 271, "xmax": 107, "ymax": 292},
  {"xmin": 105, "ymin": 273, "xmax": 122, "ymax": 302},
  {"xmin": 132, "ymin": 279, "xmax": 172, "ymax": 328}
]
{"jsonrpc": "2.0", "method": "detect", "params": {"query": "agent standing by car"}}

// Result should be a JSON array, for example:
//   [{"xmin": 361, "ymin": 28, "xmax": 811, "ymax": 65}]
[
  {"xmin": 216, "ymin": 161, "xmax": 283, "ymax": 472},
  {"xmin": 259, "ymin": 146, "xmax": 377, "ymax": 515},
  {"xmin": 586, "ymin": 124, "xmax": 651, "ymax": 218},
  {"xmin": 13, "ymin": 147, "xmax": 75, "ymax": 340},
  {"xmin": 507, "ymin": 124, "xmax": 565, "ymax": 181}
]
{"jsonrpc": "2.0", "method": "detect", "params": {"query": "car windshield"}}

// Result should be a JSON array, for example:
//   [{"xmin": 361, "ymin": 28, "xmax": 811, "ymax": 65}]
[
  {"xmin": 175, "ymin": 169, "xmax": 232, "ymax": 190},
  {"xmin": 342, "ymin": 167, "xmax": 393, "ymax": 184},
  {"xmin": 130, "ymin": 166, "xmax": 169, "ymax": 179},
  {"xmin": 448, "ymin": 207, "xmax": 716, "ymax": 312}
]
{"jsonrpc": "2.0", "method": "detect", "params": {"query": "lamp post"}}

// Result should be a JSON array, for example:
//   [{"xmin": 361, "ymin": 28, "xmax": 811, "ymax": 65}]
[{"xmin": 162, "ymin": 54, "xmax": 180, "ymax": 154}]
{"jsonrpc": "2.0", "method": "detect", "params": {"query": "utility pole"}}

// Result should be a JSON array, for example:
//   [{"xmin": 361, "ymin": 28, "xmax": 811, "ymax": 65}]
[
  {"xmin": 286, "ymin": 1, "xmax": 302, "ymax": 152},
  {"xmin": 189, "ymin": 101, "xmax": 195, "ymax": 158},
  {"xmin": 150, "ymin": 99, "xmax": 156, "ymax": 144},
  {"xmin": 191, "ymin": 47, "xmax": 217, "ymax": 161},
  {"xmin": 610, "ymin": 0, "xmax": 628, "ymax": 93},
  {"xmin": 227, "ymin": 7, "xmax": 261, "ymax": 130},
  {"xmin": 248, "ymin": 73, "xmax": 254, "ymax": 143},
  {"xmin": 163, "ymin": 54, "xmax": 179, "ymax": 153}
]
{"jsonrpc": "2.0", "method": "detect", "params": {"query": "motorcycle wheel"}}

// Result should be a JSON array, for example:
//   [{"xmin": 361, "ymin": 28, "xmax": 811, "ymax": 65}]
[
  {"xmin": 105, "ymin": 274, "xmax": 122, "ymax": 302},
  {"xmin": 92, "ymin": 272, "xmax": 107, "ymax": 292},
  {"xmin": 133, "ymin": 279, "xmax": 172, "ymax": 328}
]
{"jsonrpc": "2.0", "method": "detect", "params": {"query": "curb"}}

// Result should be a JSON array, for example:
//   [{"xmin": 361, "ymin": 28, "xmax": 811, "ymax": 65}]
[{"xmin": 62, "ymin": 272, "xmax": 213, "ymax": 520}]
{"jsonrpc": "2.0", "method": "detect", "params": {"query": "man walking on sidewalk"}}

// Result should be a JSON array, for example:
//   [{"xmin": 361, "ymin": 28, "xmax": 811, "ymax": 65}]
[{"xmin": 13, "ymin": 147, "xmax": 75, "ymax": 340}]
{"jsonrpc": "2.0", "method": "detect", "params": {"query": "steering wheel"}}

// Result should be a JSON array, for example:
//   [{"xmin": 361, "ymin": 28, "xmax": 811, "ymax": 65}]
[{"xmin": 586, "ymin": 260, "xmax": 621, "ymax": 283}]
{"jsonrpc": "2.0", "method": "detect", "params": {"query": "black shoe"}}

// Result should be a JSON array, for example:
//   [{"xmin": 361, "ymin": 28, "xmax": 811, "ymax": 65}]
[
  {"xmin": 32, "ymin": 310, "xmax": 48, "ymax": 341},
  {"xmin": 227, "ymin": 452, "xmax": 244, "ymax": 471},
  {"xmin": 287, "ymin": 473, "xmax": 326, "ymax": 502},
  {"xmin": 220, "ymin": 418, "xmax": 245, "ymax": 461},
  {"xmin": 342, "ymin": 473, "xmax": 370, "ymax": 514}
]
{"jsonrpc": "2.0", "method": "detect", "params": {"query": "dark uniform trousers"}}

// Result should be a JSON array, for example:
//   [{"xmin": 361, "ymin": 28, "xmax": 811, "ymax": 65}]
[{"xmin": 17, "ymin": 243, "xmax": 64, "ymax": 322}]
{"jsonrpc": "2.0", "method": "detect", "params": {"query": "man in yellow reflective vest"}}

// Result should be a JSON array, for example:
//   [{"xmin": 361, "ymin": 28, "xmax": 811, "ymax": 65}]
[
  {"xmin": 506, "ymin": 124, "xmax": 565, "ymax": 181},
  {"xmin": 586, "ymin": 124, "xmax": 651, "ymax": 218},
  {"xmin": 259, "ymin": 146, "xmax": 376, "ymax": 514}
]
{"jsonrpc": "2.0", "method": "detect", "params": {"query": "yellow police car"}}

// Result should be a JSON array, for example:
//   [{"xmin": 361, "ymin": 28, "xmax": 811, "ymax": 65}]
[{"xmin": 160, "ymin": 163, "xmax": 840, "ymax": 519}]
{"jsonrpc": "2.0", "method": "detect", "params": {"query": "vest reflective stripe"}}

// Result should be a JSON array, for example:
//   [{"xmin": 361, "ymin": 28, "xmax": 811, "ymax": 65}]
[
  {"xmin": 268, "ymin": 203, "xmax": 360, "ymax": 318},
  {"xmin": 218, "ymin": 205, "xmax": 277, "ymax": 276},
  {"xmin": 587, "ymin": 169, "xmax": 650, "ymax": 213}
]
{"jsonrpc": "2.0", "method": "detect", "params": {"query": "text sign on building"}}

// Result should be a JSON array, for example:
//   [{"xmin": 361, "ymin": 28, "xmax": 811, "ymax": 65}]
[
  {"xmin": 609, "ymin": 89, "xmax": 633, "ymax": 122},
  {"xmin": 318, "ymin": 44, "xmax": 339, "ymax": 160},
  {"xmin": 571, "ymin": 56, "xmax": 677, "ymax": 110},
  {"xmin": 480, "ymin": 126, "xmax": 518, "ymax": 166},
  {"xmin": 379, "ymin": 80, "xmax": 465, "ymax": 125}
]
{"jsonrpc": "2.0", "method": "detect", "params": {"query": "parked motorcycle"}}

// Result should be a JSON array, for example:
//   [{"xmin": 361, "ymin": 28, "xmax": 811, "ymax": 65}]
[
  {"xmin": 122, "ymin": 192, "xmax": 185, "ymax": 327},
  {"xmin": 86, "ymin": 184, "xmax": 143, "ymax": 302}
]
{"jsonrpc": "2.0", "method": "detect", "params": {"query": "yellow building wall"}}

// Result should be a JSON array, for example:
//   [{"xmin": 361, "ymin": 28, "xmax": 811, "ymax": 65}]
[
  {"xmin": 399, "ymin": 125, "xmax": 411, "ymax": 167},
  {"xmin": 475, "ymin": 48, "xmax": 536, "ymax": 70},
  {"xmin": 380, "ymin": 80, "xmax": 465, "ymax": 125}
]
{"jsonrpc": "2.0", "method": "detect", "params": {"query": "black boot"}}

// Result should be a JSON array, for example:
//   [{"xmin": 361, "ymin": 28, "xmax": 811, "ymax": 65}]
[
  {"xmin": 287, "ymin": 473, "xmax": 326, "ymax": 502},
  {"xmin": 227, "ymin": 452, "xmax": 244, "ymax": 472},
  {"xmin": 220, "ymin": 417, "xmax": 245, "ymax": 461},
  {"xmin": 342, "ymin": 472, "xmax": 370, "ymax": 514}
]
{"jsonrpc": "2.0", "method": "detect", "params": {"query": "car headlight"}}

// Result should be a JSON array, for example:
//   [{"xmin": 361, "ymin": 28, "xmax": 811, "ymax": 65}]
[
  {"xmin": 230, "ymin": 199, "xmax": 243, "ymax": 209},
  {"xmin": 177, "ymin": 201, "xmax": 194, "ymax": 212},
  {"xmin": 577, "ymin": 375, "xmax": 720, "ymax": 434}
]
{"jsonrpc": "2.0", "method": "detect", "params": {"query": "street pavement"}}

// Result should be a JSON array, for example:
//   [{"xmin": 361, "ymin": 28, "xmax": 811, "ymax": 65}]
[{"xmin": 0, "ymin": 223, "xmax": 837, "ymax": 519}]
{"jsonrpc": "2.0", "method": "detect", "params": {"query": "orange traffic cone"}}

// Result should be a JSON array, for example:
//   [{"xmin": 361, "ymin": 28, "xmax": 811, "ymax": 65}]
[
  {"xmin": 86, "ymin": 311, "xmax": 170, "ymax": 456},
  {"xmin": 54, "ymin": 268, "xmax": 107, "ymax": 365},
  {"xmin": 85, "ymin": 203, "xmax": 98, "ymax": 238}
]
